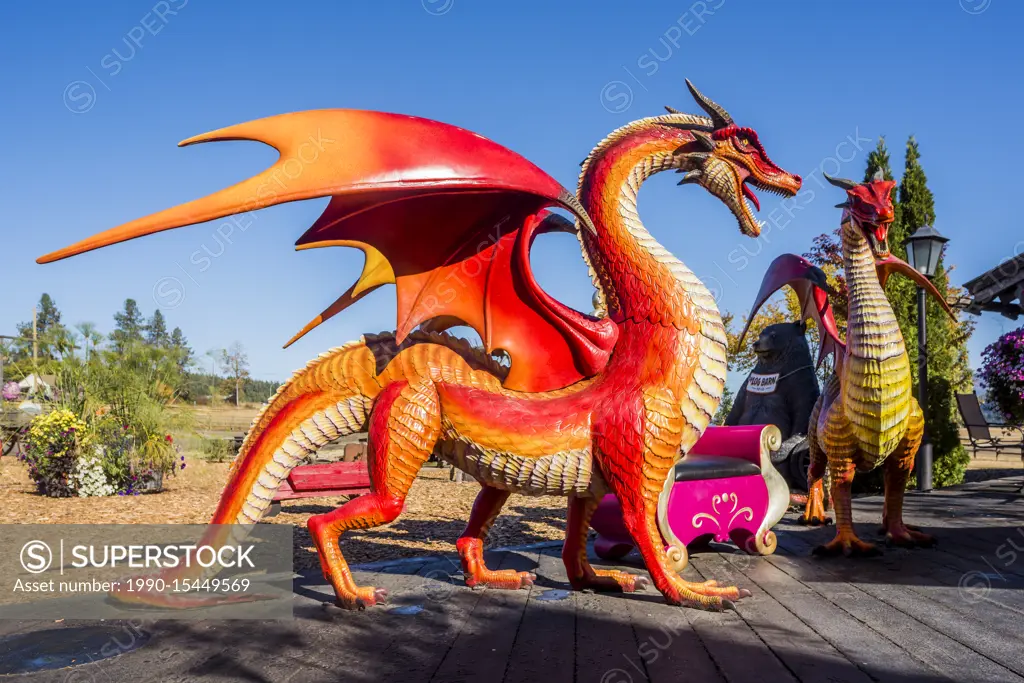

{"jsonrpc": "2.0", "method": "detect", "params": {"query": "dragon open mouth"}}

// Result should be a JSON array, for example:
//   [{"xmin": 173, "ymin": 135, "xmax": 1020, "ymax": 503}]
[
  {"xmin": 864, "ymin": 226, "xmax": 890, "ymax": 257},
  {"xmin": 741, "ymin": 176, "xmax": 794, "ymax": 215}
]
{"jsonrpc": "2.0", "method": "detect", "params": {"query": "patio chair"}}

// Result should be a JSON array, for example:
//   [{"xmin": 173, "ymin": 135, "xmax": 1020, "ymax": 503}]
[
  {"xmin": 956, "ymin": 393, "xmax": 1024, "ymax": 461},
  {"xmin": 956, "ymin": 393, "xmax": 1024, "ymax": 493}
]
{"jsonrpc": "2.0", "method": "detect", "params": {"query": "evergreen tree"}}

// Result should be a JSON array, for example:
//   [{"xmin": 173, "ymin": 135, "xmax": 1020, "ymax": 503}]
[
  {"xmin": 146, "ymin": 309, "xmax": 171, "ymax": 347},
  {"xmin": 36, "ymin": 294, "xmax": 62, "ymax": 332},
  {"xmin": 169, "ymin": 327, "xmax": 194, "ymax": 374},
  {"xmin": 110, "ymin": 299, "xmax": 145, "ymax": 352},
  {"xmin": 15, "ymin": 293, "xmax": 69, "ymax": 364},
  {"xmin": 712, "ymin": 384, "xmax": 734, "ymax": 426},
  {"xmin": 895, "ymin": 137, "xmax": 971, "ymax": 486}
]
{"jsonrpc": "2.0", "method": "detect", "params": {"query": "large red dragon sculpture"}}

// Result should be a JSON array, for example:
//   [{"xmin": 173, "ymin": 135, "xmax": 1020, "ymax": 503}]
[{"xmin": 39, "ymin": 81, "xmax": 801, "ymax": 611}]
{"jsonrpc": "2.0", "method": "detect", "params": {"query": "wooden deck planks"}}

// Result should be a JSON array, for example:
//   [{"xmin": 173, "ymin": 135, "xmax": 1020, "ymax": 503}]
[
  {"xmin": 770, "ymin": 534, "xmax": 1024, "ymax": 683},
  {"xmin": 718, "ymin": 550, "xmax": 948, "ymax": 683},
  {"xmin": 693, "ymin": 552, "xmax": 877, "ymax": 683},
  {"xmin": 429, "ymin": 549, "xmax": 540, "ymax": 683},
  {"xmin": 503, "ymin": 550, "xmax": 579, "ymax": 683}
]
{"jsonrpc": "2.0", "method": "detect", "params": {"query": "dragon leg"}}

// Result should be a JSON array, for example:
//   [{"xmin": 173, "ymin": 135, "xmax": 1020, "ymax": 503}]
[
  {"xmin": 811, "ymin": 423, "xmax": 884, "ymax": 557},
  {"xmin": 600, "ymin": 389, "xmax": 750, "ymax": 611},
  {"xmin": 562, "ymin": 494, "xmax": 649, "ymax": 593},
  {"xmin": 308, "ymin": 379, "xmax": 440, "ymax": 610},
  {"xmin": 812, "ymin": 458, "xmax": 881, "ymax": 557},
  {"xmin": 618, "ymin": 495, "xmax": 748, "ymax": 609},
  {"xmin": 881, "ymin": 402, "xmax": 935, "ymax": 548},
  {"xmin": 801, "ymin": 394, "xmax": 831, "ymax": 526},
  {"xmin": 457, "ymin": 485, "xmax": 536, "ymax": 589},
  {"xmin": 813, "ymin": 406, "xmax": 880, "ymax": 557}
]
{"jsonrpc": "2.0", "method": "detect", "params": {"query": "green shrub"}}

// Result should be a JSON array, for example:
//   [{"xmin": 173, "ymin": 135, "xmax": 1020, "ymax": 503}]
[{"xmin": 198, "ymin": 437, "xmax": 235, "ymax": 463}]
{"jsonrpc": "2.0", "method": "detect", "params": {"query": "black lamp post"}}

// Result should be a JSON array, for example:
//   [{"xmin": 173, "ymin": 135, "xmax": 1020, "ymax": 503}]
[{"xmin": 903, "ymin": 224, "xmax": 950, "ymax": 492}]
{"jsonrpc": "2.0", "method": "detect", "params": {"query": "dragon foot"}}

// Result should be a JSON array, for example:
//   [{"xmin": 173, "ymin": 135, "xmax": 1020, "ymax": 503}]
[
  {"xmin": 812, "ymin": 534, "xmax": 881, "ymax": 558},
  {"xmin": 882, "ymin": 524, "xmax": 935, "ymax": 549},
  {"xmin": 464, "ymin": 569, "xmax": 536, "ymax": 590},
  {"xmin": 571, "ymin": 569, "xmax": 650, "ymax": 593},
  {"xmin": 458, "ymin": 536, "xmax": 535, "ymax": 590},
  {"xmin": 800, "ymin": 482, "xmax": 832, "ymax": 526},
  {"xmin": 667, "ymin": 579, "xmax": 752, "ymax": 611},
  {"xmin": 799, "ymin": 513, "xmax": 833, "ymax": 526},
  {"xmin": 325, "ymin": 585, "xmax": 389, "ymax": 611}
]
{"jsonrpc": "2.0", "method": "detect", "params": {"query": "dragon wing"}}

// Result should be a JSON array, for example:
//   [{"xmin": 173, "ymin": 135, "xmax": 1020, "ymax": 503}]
[
  {"xmin": 37, "ymin": 110, "xmax": 617, "ymax": 392},
  {"xmin": 737, "ymin": 253, "xmax": 845, "ymax": 372}
]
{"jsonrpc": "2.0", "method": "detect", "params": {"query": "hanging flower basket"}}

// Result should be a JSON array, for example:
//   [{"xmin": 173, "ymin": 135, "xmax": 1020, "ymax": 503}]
[{"xmin": 979, "ymin": 327, "xmax": 1024, "ymax": 425}]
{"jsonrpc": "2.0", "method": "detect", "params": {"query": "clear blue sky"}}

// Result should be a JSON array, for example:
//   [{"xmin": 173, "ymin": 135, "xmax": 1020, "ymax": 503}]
[{"xmin": 2, "ymin": 0, "xmax": 1019, "ymax": 388}]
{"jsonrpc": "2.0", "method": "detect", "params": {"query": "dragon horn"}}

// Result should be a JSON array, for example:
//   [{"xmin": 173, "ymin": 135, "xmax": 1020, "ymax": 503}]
[
  {"xmin": 872, "ymin": 168, "xmax": 885, "ymax": 182},
  {"xmin": 822, "ymin": 172, "xmax": 859, "ymax": 191},
  {"xmin": 685, "ymin": 79, "xmax": 734, "ymax": 128}
]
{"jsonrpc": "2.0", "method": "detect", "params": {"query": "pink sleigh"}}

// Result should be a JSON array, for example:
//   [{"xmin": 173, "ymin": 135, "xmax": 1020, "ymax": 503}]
[{"xmin": 589, "ymin": 424, "xmax": 789, "ymax": 571}]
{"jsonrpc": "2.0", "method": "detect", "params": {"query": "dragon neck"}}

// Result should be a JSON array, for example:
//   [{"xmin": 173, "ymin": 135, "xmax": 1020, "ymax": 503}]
[
  {"xmin": 841, "ymin": 222, "xmax": 904, "ymax": 359},
  {"xmin": 575, "ymin": 118, "xmax": 720, "ymax": 335}
]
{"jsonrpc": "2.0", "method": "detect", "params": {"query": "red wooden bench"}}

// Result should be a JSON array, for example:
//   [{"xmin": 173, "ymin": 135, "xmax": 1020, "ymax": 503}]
[{"xmin": 265, "ymin": 459, "xmax": 371, "ymax": 517}]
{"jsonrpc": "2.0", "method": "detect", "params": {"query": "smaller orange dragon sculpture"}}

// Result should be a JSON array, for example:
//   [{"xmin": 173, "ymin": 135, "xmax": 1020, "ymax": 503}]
[{"xmin": 739, "ymin": 171, "xmax": 956, "ymax": 556}]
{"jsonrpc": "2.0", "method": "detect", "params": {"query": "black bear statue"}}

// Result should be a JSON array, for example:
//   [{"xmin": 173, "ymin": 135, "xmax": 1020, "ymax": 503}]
[{"xmin": 726, "ymin": 320, "xmax": 820, "ymax": 490}]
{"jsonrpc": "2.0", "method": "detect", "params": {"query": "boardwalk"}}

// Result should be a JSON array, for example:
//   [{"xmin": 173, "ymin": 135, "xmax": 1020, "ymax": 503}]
[{"xmin": 3, "ymin": 475, "xmax": 1023, "ymax": 682}]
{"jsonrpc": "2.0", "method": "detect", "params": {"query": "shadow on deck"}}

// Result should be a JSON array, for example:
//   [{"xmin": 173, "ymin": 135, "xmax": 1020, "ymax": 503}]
[{"xmin": 3, "ymin": 475, "xmax": 1024, "ymax": 683}]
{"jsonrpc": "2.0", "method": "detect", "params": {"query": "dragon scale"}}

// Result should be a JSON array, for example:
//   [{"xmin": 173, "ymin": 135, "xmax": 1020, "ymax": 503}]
[{"xmin": 839, "ymin": 224, "xmax": 913, "ymax": 465}]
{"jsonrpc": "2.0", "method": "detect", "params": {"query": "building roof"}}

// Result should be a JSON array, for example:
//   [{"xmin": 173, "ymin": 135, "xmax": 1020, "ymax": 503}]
[{"xmin": 958, "ymin": 253, "xmax": 1024, "ymax": 320}]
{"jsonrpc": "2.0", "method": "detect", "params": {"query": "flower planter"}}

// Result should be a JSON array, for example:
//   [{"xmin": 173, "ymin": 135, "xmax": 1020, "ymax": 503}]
[{"xmin": 137, "ymin": 471, "xmax": 164, "ymax": 493}]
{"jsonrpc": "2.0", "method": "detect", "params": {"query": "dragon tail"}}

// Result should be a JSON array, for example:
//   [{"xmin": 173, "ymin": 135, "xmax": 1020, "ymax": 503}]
[
  {"xmin": 110, "ymin": 339, "xmax": 383, "ymax": 608},
  {"xmin": 214, "ymin": 339, "xmax": 381, "ymax": 526}
]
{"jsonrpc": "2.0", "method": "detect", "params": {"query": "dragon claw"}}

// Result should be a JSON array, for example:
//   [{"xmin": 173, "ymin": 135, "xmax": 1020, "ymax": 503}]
[
  {"xmin": 883, "ymin": 525, "xmax": 936, "ymax": 549},
  {"xmin": 572, "ymin": 569, "xmax": 649, "ymax": 593},
  {"xmin": 799, "ymin": 514, "xmax": 833, "ymax": 526},
  {"xmin": 464, "ymin": 569, "xmax": 536, "ymax": 591},
  {"xmin": 813, "ymin": 536, "xmax": 881, "ymax": 558},
  {"xmin": 722, "ymin": 599, "xmax": 738, "ymax": 612}
]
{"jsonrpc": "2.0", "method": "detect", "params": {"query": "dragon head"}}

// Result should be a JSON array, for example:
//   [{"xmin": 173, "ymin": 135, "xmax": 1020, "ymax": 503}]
[
  {"xmin": 824, "ymin": 170, "xmax": 897, "ymax": 258},
  {"xmin": 667, "ymin": 80, "xmax": 803, "ymax": 237}
]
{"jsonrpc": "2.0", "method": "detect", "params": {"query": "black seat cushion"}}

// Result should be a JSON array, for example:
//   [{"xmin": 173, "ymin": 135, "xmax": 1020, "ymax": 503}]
[{"xmin": 674, "ymin": 454, "xmax": 760, "ymax": 482}]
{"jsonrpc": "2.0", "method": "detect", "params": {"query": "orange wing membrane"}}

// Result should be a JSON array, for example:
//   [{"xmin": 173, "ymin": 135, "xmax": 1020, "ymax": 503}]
[{"xmin": 37, "ymin": 110, "xmax": 615, "ymax": 392}]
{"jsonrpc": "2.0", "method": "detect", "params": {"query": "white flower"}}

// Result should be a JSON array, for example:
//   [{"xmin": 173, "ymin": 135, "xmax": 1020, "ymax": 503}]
[{"xmin": 73, "ymin": 455, "xmax": 115, "ymax": 497}]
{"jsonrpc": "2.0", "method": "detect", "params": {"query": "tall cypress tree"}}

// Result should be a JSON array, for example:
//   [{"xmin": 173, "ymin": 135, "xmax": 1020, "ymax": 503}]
[{"xmin": 896, "ymin": 137, "xmax": 971, "ymax": 486}]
